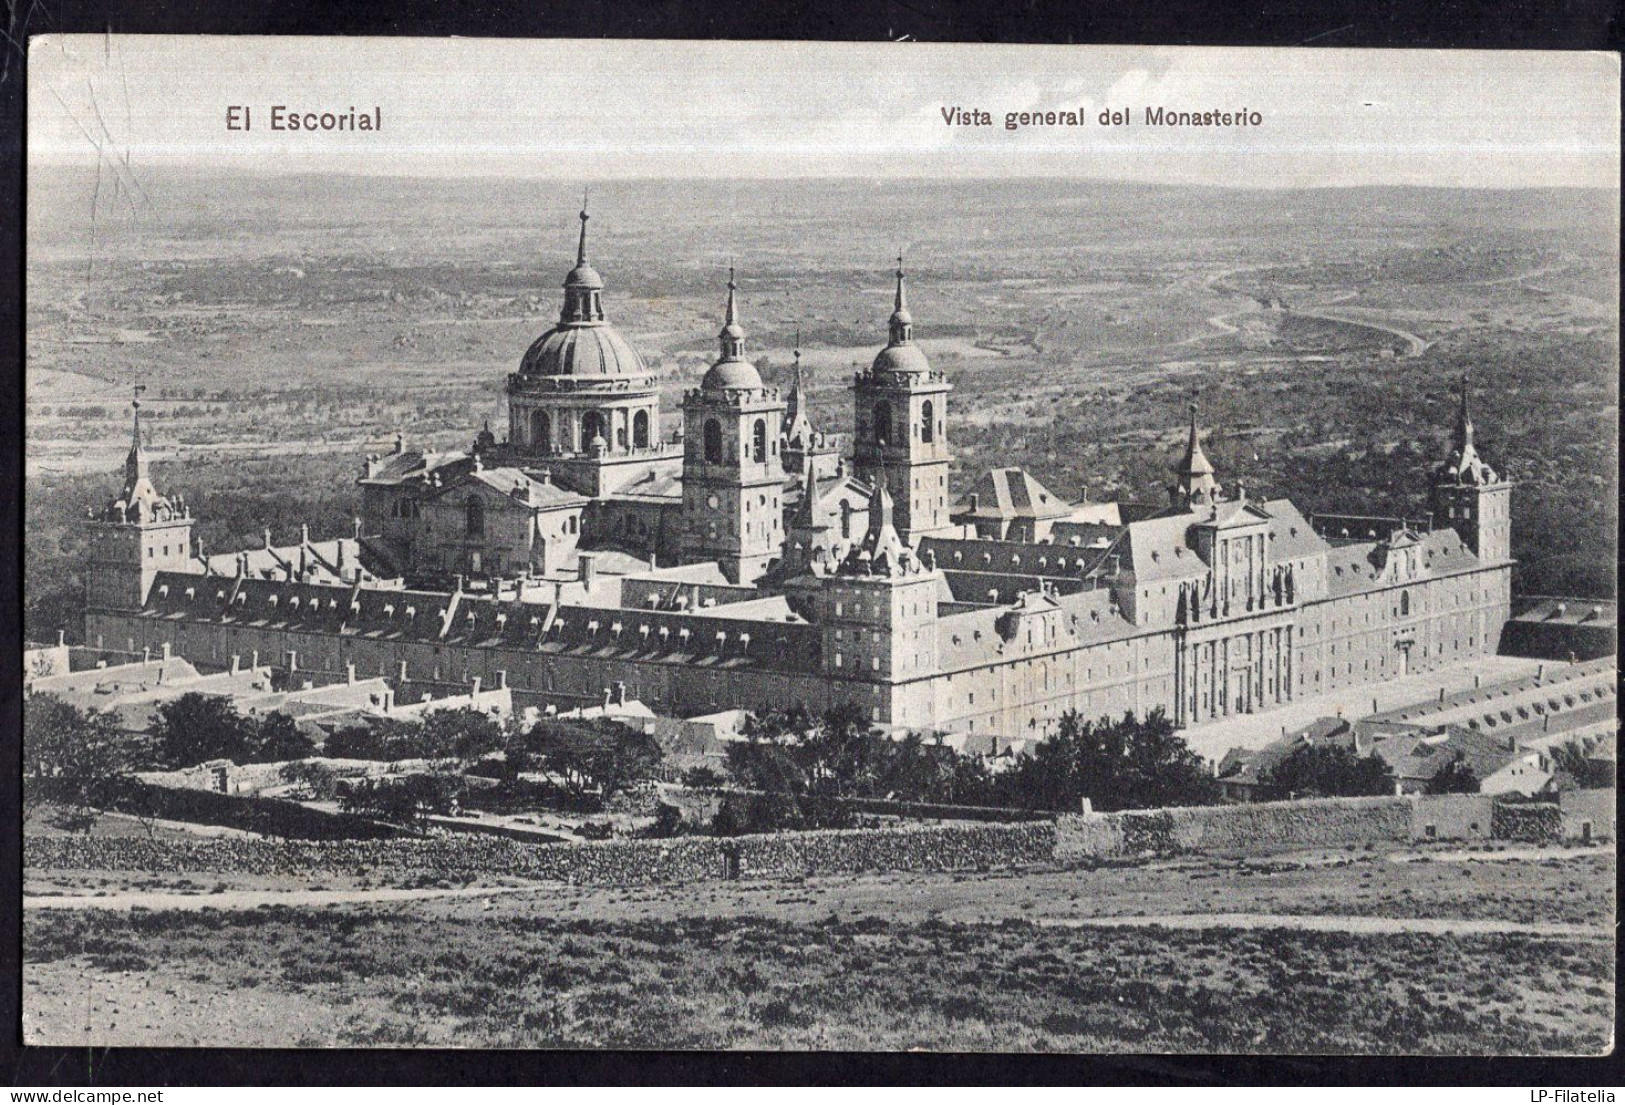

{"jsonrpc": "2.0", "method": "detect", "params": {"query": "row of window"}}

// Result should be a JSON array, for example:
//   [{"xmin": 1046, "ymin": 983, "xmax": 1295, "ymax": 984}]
[{"xmin": 529, "ymin": 408, "xmax": 652, "ymax": 452}]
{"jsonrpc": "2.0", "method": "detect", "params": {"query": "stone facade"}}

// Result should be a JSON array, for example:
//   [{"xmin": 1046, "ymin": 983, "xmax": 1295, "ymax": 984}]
[{"xmin": 81, "ymin": 217, "xmax": 1515, "ymax": 744}]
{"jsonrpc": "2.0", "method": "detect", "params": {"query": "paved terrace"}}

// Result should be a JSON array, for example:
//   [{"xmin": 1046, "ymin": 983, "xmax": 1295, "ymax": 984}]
[{"xmin": 1180, "ymin": 655, "xmax": 1552, "ymax": 766}]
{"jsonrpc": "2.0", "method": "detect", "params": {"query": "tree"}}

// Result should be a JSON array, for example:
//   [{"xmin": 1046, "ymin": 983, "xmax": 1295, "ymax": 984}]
[
  {"xmin": 524, "ymin": 718, "xmax": 665, "ymax": 801},
  {"xmin": 23, "ymin": 693, "xmax": 137, "ymax": 829},
  {"xmin": 339, "ymin": 774, "xmax": 457, "ymax": 823},
  {"xmin": 681, "ymin": 764, "xmax": 725, "ymax": 788},
  {"xmin": 1549, "ymin": 738, "xmax": 1615, "ymax": 789},
  {"xmin": 249, "ymin": 711, "xmax": 316, "ymax": 764},
  {"xmin": 984, "ymin": 709, "xmax": 1220, "ymax": 813},
  {"xmin": 149, "ymin": 693, "xmax": 260, "ymax": 768},
  {"xmin": 279, "ymin": 759, "xmax": 338, "ymax": 801},
  {"xmin": 1263, "ymin": 742, "xmax": 1395, "ymax": 800},
  {"xmin": 419, "ymin": 707, "xmax": 505, "ymax": 762},
  {"xmin": 1426, "ymin": 757, "xmax": 1480, "ymax": 795}
]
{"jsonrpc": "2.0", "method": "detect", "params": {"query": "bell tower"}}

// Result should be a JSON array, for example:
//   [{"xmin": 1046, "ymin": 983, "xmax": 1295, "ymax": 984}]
[
  {"xmin": 680, "ymin": 270, "xmax": 787, "ymax": 584},
  {"xmin": 1430, "ymin": 372, "xmax": 1512, "ymax": 565},
  {"xmin": 851, "ymin": 259, "xmax": 952, "ymax": 542},
  {"xmin": 84, "ymin": 389, "xmax": 195, "ymax": 613}
]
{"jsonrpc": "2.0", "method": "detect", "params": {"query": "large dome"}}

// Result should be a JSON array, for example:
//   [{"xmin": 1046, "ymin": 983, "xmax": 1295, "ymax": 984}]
[
  {"xmin": 520, "ymin": 323, "xmax": 647, "ymax": 378},
  {"xmin": 871, "ymin": 342, "xmax": 932, "ymax": 376},
  {"xmin": 701, "ymin": 357, "xmax": 764, "ymax": 391}
]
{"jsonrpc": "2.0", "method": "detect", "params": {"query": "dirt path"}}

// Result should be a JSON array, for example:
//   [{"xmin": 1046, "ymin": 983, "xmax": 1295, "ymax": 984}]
[
  {"xmin": 24, "ymin": 883, "xmax": 542, "ymax": 913},
  {"xmin": 1035, "ymin": 912, "xmax": 1611, "ymax": 940},
  {"xmin": 1389, "ymin": 846, "xmax": 1609, "ymax": 865}
]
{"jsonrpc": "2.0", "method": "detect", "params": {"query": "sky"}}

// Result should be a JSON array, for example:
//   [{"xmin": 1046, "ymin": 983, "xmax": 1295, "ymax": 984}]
[{"xmin": 28, "ymin": 37, "xmax": 1621, "ymax": 188}]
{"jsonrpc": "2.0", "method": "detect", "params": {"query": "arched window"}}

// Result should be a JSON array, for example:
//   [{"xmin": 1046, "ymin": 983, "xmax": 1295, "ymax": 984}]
[
  {"xmin": 531, "ymin": 410, "xmax": 551, "ymax": 453},
  {"xmin": 752, "ymin": 419, "xmax": 767, "ymax": 463},
  {"xmin": 582, "ymin": 411, "xmax": 605, "ymax": 446},
  {"xmin": 873, "ymin": 401, "xmax": 892, "ymax": 446},
  {"xmin": 632, "ymin": 410, "xmax": 650, "ymax": 449},
  {"xmin": 921, "ymin": 400, "xmax": 934, "ymax": 443},
  {"xmin": 703, "ymin": 418, "xmax": 723, "ymax": 464},
  {"xmin": 1400, "ymin": 590, "xmax": 1411, "ymax": 616},
  {"xmin": 465, "ymin": 496, "xmax": 485, "ymax": 538}
]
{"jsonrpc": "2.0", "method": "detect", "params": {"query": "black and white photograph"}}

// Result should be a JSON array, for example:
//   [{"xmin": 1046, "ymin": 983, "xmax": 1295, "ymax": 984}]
[{"xmin": 19, "ymin": 37, "xmax": 1620, "ymax": 1054}]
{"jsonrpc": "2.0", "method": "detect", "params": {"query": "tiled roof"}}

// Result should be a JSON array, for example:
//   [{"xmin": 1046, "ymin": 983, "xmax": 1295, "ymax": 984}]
[{"xmin": 951, "ymin": 467, "xmax": 1074, "ymax": 522}]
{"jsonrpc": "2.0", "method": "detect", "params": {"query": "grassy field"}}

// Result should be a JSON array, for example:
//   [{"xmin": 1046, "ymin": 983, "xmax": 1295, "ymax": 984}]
[{"xmin": 23, "ymin": 847, "xmax": 1615, "ymax": 1052}]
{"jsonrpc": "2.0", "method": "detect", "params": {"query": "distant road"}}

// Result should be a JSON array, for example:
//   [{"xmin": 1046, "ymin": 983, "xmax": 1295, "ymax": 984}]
[
  {"xmin": 1035, "ymin": 912, "xmax": 1609, "ymax": 941},
  {"xmin": 24, "ymin": 883, "xmax": 539, "ymax": 913},
  {"xmin": 1182, "ymin": 273, "xmax": 1429, "ymax": 358}
]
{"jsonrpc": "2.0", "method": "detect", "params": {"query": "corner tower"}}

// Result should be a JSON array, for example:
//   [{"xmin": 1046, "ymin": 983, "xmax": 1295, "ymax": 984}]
[
  {"xmin": 851, "ymin": 260, "xmax": 952, "ymax": 542},
  {"xmin": 84, "ymin": 390, "xmax": 195, "ymax": 613},
  {"xmin": 1430, "ymin": 372, "xmax": 1511, "ymax": 565},
  {"xmin": 680, "ymin": 271, "xmax": 787, "ymax": 584},
  {"xmin": 817, "ymin": 469, "xmax": 944, "ymax": 721}
]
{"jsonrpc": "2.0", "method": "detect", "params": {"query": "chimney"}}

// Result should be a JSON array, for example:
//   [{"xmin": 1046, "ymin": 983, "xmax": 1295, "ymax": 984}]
[
  {"xmin": 579, "ymin": 554, "xmax": 597, "ymax": 591},
  {"xmin": 287, "ymin": 651, "xmax": 298, "ymax": 672},
  {"xmin": 602, "ymin": 686, "xmax": 613, "ymax": 708},
  {"xmin": 264, "ymin": 527, "xmax": 273, "ymax": 550},
  {"xmin": 353, "ymin": 516, "xmax": 362, "ymax": 541},
  {"xmin": 1079, "ymin": 484, "xmax": 1089, "ymax": 504},
  {"xmin": 496, "ymin": 669, "xmax": 508, "ymax": 689},
  {"xmin": 230, "ymin": 654, "xmax": 241, "ymax": 674},
  {"xmin": 454, "ymin": 573, "xmax": 465, "ymax": 592},
  {"xmin": 398, "ymin": 660, "xmax": 409, "ymax": 682},
  {"xmin": 300, "ymin": 523, "xmax": 310, "ymax": 546},
  {"xmin": 143, "ymin": 646, "xmax": 151, "ymax": 662},
  {"xmin": 346, "ymin": 662, "xmax": 356, "ymax": 685},
  {"xmin": 470, "ymin": 675, "xmax": 482, "ymax": 698},
  {"xmin": 967, "ymin": 492, "xmax": 979, "ymax": 512},
  {"xmin": 614, "ymin": 680, "xmax": 628, "ymax": 706},
  {"xmin": 56, "ymin": 629, "xmax": 65, "ymax": 647},
  {"xmin": 251, "ymin": 649, "xmax": 259, "ymax": 669}
]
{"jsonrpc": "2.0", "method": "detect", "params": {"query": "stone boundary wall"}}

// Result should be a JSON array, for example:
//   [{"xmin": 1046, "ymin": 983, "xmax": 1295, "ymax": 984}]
[
  {"xmin": 1056, "ymin": 796, "xmax": 1416, "ymax": 859},
  {"xmin": 29, "ymin": 792, "xmax": 1596, "ymax": 885},
  {"xmin": 1412, "ymin": 794, "xmax": 1495, "ymax": 841},
  {"xmin": 1492, "ymin": 801, "xmax": 1562, "ymax": 844},
  {"xmin": 1559, "ymin": 788, "xmax": 1616, "ymax": 841},
  {"xmin": 24, "ymin": 820, "xmax": 1055, "ymax": 886}
]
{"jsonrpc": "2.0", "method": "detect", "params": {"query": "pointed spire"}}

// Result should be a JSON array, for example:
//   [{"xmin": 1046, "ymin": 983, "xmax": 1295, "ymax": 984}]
[
  {"xmin": 1436, "ymin": 370, "xmax": 1497, "ymax": 485},
  {"xmin": 1173, "ymin": 395, "xmax": 1220, "ymax": 507},
  {"xmin": 560, "ymin": 194, "xmax": 604, "ymax": 322},
  {"xmin": 888, "ymin": 255, "xmax": 913, "ymax": 345},
  {"xmin": 783, "ymin": 324, "xmax": 812, "ymax": 443},
  {"xmin": 796, "ymin": 449, "xmax": 821, "ymax": 528},
  {"xmin": 717, "ymin": 266, "xmax": 746, "ymax": 361},
  {"xmin": 576, "ymin": 191, "xmax": 590, "ymax": 267},
  {"xmin": 870, "ymin": 464, "xmax": 895, "ymax": 535},
  {"xmin": 1454, "ymin": 370, "xmax": 1474, "ymax": 451},
  {"xmin": 125, "ymin": 385, "xmax": 149, "ymax": 484}
]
